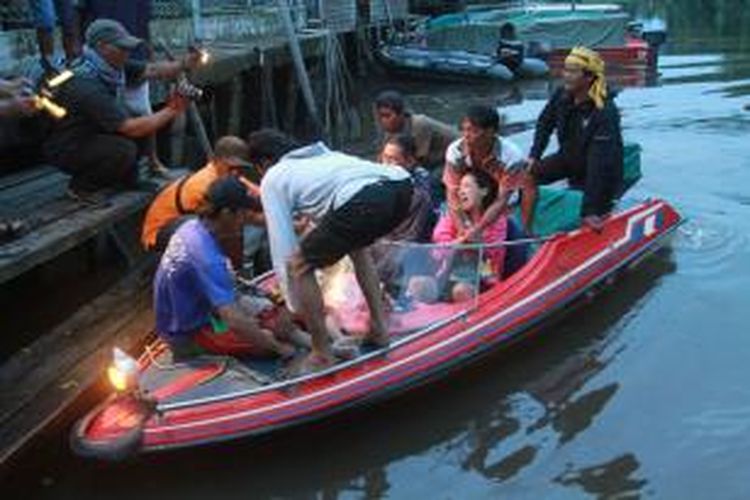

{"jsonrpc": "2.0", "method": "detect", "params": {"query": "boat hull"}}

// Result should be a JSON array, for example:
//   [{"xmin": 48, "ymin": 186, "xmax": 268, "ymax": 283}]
[
  {"xmin": 377, "ymin": 45, "xmax": 549, "ymax": 82},
  {"xmin": 546, "ymin": 37, "xmax": 654, "ymax": 71}
]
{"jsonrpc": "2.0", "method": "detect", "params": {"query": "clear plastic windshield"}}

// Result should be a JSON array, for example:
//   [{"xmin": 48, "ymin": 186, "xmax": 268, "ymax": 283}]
[{"xmin": 320, "ymin": 240, "xmax": 506, "ymax": 337}]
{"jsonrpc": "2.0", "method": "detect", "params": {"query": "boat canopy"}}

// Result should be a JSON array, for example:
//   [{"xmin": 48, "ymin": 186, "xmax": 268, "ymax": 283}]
[
  {"xmin": 320, "ymin": 241, "xmax": 501, "ymax": 336},
  {"xmin": 426, "ymin": 5, "xmax": 630, "ymax": 54}
]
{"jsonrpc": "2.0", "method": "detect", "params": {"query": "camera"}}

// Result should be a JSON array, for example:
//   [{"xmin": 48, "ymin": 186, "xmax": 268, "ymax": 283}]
[{"xmin": 174, "ymin": 75, "xmax": 203, "ymax": 101}]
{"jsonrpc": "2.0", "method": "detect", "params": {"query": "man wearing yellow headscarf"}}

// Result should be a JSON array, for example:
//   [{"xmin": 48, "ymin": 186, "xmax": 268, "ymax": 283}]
[{"xmin": 527, "ymin": 46, "xmax": 624, "ymax": 230}]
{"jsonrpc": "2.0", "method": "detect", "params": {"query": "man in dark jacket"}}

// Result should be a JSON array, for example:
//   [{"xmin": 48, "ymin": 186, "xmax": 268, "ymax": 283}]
[
  {"xmin": 528, "ymin": 46, "xmax": 623, "ymax": 230},
  {"xmin": 44, "ymin": 19, "xmax": 194, "ymax": 201}
]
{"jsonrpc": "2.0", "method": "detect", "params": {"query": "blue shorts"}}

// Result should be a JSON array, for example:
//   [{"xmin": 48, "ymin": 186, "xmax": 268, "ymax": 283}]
[{"xmin": 29, "ymin": 0, "xmax": 76, "ymax": 32}]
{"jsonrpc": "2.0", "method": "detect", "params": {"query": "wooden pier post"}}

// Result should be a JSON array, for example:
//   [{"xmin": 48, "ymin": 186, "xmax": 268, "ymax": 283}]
[
  {"xmin": 277, "ymin": 0, "xmax": 323, "ymax": 137},
  {"xmin": 227, "ymin": 75, "xmax": 244, "ymax": 136}
]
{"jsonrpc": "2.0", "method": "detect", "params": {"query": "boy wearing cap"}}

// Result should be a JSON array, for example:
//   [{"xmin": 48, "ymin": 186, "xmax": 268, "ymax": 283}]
[
  {"xmin": 527, "ymin": 46, "xmax": 624, "ymax": 229},
  {"xmin": 141, "ymin": 135, "xmax": 259, "ymax": 252},
  {"xmin": 44, "ymin": 19, "xmax": 194, "ymax": 202},
  {"xmin": 154, "ymin": 176, "xmax": 295, "ymax": 359}
]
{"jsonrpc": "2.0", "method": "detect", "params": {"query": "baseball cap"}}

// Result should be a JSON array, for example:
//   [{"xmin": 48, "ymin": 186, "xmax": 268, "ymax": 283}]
[
  {"xmin": 85, "ymin": 19, "xmax": 142, "ymax": 50},
  {"xmin": 205, "ymin": 177, "xmax": 261, "ymax": 212},
  {"xmin": 214, "ymin": 136, "xmax": 253, "ymax": 171}
]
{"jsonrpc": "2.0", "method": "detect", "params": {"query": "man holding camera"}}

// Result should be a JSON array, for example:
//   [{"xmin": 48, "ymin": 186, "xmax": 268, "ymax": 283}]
[{"xmin": 43, "ymin": 19, "xmax": 198, "ymax": 202}]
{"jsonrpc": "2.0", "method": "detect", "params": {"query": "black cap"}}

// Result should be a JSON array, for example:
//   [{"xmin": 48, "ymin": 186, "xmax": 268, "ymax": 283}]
[
  {"xmin": 85, "ymin": 19, "xmax": 142, "ymax": 50},
  {"xmin": 205, "ymin": 177, "xmax": 261, "ymax": 212}
]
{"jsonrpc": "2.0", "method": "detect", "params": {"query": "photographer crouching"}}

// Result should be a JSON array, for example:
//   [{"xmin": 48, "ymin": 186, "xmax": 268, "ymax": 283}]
[{"xmin": 43, "ymin": 19, "xmax": 200, "ymax": 203}]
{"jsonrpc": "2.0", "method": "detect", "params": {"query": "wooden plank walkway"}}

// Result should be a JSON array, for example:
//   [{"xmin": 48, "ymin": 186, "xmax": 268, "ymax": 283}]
[
  {"xmin": 0, "ymin": 259, "xmax": 155, "ymax": 466},
  {"xmin": 0, "ymin": 166, "xmax": 177, "ymax": 285}
]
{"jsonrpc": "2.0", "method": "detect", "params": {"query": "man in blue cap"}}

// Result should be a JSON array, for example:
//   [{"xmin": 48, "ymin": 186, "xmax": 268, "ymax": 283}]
[{"xmin": 44, "ymin": 19, "xmax": 195, "ymax": 202}]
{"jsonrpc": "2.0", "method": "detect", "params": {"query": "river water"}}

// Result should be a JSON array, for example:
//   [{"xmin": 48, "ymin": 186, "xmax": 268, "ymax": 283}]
[{"xmin": 4, "ymin": 1, "xmax": 750, "ymax": 498}]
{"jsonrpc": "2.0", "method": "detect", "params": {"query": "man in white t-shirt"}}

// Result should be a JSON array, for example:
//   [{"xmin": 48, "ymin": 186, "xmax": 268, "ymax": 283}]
[
  {"xmin": 249, "ymin": 129, "xmax": 413, "ymax": 370},
  {"xmin": 443, "ymin": 105, "xmax": 536, "ymax": 236}
]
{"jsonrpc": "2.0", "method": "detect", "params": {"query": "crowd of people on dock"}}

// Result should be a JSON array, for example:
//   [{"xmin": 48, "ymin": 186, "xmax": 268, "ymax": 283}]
[{"xmin": 0, "ymin": 13, "xmax": 625, "ymax": 371}]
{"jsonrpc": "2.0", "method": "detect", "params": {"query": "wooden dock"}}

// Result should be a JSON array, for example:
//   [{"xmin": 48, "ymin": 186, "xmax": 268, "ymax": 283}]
[{"xmin": 0, "ymin": 20, "xmax": 337, "ymax": 469}]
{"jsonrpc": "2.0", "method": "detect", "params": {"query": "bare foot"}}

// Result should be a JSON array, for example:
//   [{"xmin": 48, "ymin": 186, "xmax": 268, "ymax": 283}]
[
  {"xmin": 363, "ymin": 333, "xmax": 390, "ymax": 348},
  {"xmin": 284, "ymin": 327, "xmax": 312, "ymax": 350},
  {"xmin": 149, "ymin": 159, "xmax": 171, "ymax": 179},
  {"xmin": 293, "ymin": 351, "xmax": 336, "ymax": 374},
  {"xmin": 364, "ymin": 319, "xmax": 391, "ymax": 348},
  {"xmin": 275, "ymin": 341, "xmax": 297, "ymax": 359},
  {"xmin": 331, "ymin": 336, "xmax": 361, "ymax": 360}
]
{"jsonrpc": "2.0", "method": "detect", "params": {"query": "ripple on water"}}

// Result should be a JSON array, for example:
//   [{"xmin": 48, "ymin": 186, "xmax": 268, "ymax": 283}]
[
  {"xmin": 680, "ymin": 405, "xmax": 750, "ymax": 459},
  {"xmin": 672, "ymin": 217, "xmax": 747, "ymax": 279},
  {"xmin": 553, "ymin": 453, "xmax": 650, "ymax": 498}
]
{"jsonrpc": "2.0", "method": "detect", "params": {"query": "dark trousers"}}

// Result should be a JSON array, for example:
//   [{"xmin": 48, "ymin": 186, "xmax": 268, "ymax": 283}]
[
  {"xmin": 532, "ymin": 152, "xmax": 585, "ymax": 188},
  {"xmin": 59, "ymin": 134, "xmax": 138, "ymax": 191}
]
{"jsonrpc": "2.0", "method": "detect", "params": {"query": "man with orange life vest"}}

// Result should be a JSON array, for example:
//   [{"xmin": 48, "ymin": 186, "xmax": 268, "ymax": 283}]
[
  {"xmin": 527, "ymin": 46, "xmax": 624, "ymax": 230},
  {"xmin": 141, "ymin": 135, "xmax": 260, "ymax": 253}
]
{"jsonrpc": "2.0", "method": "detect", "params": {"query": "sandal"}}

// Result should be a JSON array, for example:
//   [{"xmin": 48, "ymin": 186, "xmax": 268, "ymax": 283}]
[
  {"xmin": 0, "ymin": 219, "xmax": 27, "ymax": 244},
  {"xmin": 284, "ymin": 352, "xmax": 336, "ymax": 377},
  {"xmin": 332, "ymin": 337, "xmax": 361, "ymax": 360}
]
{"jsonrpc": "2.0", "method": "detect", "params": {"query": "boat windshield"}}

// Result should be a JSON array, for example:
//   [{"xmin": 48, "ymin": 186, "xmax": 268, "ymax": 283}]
[{"xmin": 321, "ymin": 240, "xmax": 508, "ymax": 337}]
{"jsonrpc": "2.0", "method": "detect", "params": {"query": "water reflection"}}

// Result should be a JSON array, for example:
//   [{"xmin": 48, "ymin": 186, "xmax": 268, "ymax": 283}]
[
  {"xmin": 449, "ymin": 252, "xmax": 675, "ymax": 491},
  {"xmin": 554, "ymin": 453, "xmax": 648, "ymax": 498},
  {"xmin": 3, "ymin": 251, "xmax": 676, "ymax": 499}
]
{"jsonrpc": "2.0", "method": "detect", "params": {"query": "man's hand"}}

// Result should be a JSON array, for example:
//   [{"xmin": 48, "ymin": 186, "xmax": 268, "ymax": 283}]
[
  {"xmin": 479, "ymin": 151, "xmax": 501, "ymax": 171},
  {"xmin": 456, "ymin": 225, "xmax": 481, "ymax": 244},
  {"xmin": 182, "ymin": 50, "xmax": 203, "ymax": 72},
  {"xmin": 16, "ymin": 96, "xmax": 37, "ymax": 115},
  {"xmin": 0, "ymin": 77, "xmax": 32, "ymax": 97},
  {"xmin": 582, "ymin": 214, "xmax": 606, "ymax": 233},
  {"xmin": 166, "ymin": 92, "xmax": 189, "ymax": 113},
  {"xmin": 0, "ymin": 95, "xmax": 37, "ymax": 118},
  {"xmin": 500, "ymin": 169, "xmax": 525, "ymax": 192},
  {"xmin": 526, "ymin": 157, "xmax": 539, "ymax": 174}
]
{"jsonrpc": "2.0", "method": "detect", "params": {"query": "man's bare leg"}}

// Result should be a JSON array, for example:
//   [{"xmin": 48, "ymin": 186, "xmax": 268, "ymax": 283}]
[
  {"xmin": 148, "ymin": 134, "xmax": 171, "ymax": 177},
  {"xmin": 289, "ymin": 253, "xmax": 335, "ymax": 365},
  {"xmin": 274, "ymin": 308, "xmax": 312, "ymax": 349},
  {"xmin": 219, "ymin": 303, "xmax": 294, "ymax": 357},
  {"xmin": 521, "ymin": 171, "xmax": 538, "ymax": 235},
  {"xmin": 350, "ymin": 248, "xmax": 390, "ymax": 346},
  {"xmin": 62, "ymin": 30, "xmax": 80, "ymax": 62}
]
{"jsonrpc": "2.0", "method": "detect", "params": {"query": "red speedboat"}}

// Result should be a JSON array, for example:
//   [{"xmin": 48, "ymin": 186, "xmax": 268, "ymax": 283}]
[
  {"xmin": 71, "ymin": 197, "xmax": 681, "ymax": 460},
  {"xmin": 546, "ymin": 35, "xmax": 653, "ymax": 73}
]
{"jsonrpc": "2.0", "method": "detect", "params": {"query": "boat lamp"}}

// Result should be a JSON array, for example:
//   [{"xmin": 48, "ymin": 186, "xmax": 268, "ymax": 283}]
[
  {"xmin": 199, "ymin": 49, "xmax": 210, "ymax": 65},
  {"xmin": 107, "ymin": 347, "xmax": 140, "ymax": 393}
]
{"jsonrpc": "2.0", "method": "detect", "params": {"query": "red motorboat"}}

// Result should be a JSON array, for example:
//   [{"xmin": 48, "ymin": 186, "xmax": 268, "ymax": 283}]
[
  {"xmin": 546, "ymin": 35, "xmax": 653, "ymax": 73},
  {"xmin": 71, "ymin": 197, "xmax": 682, "ymax": 460}
]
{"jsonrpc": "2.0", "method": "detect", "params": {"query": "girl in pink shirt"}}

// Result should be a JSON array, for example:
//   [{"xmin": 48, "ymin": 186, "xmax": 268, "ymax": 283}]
[{"xmin": 432, "ymin": 170, "xmax": 508, "ymax": 301}]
